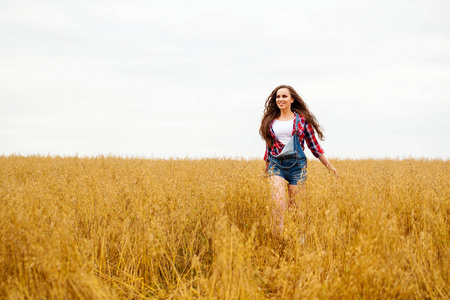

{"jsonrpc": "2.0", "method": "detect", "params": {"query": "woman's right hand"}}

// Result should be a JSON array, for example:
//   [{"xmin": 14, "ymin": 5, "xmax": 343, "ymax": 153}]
[{"xmin": 260, "ymin": 161, "xmax": 270, "ymax": 178}]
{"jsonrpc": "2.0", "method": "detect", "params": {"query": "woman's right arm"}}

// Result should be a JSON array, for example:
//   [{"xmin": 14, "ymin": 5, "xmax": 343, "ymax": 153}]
[{"xmin": 263, "ymin": 145, "xmax": 270, "ymax": 175}]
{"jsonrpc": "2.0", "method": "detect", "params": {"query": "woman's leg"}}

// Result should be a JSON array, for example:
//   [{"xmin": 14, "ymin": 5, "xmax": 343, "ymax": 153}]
[
  {"xmin": 287, "ymin": 184, "xmax": 306, "ymax": 209},
  {"xmin": 288, "ymin": 184, "xmax": 306, "ymax": 243},
  {"xmin": 288, "ymin": 162, "xmax": 307, "ymax": 231},
  {"xmin": 269, "ymin": 175, "xmax": 287, "ymax": 238}
]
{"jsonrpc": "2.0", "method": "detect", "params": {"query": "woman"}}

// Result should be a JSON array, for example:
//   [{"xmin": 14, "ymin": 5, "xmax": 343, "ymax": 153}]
[{"xmin": 259, "ymin": 85, "xmax": 338, "ymax": 241}]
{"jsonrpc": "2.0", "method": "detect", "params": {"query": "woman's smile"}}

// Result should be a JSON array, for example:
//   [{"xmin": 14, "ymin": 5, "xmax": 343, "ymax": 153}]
[{"xmin": 276, "ymin": 88, "xmax": 293, "ymax": 110}]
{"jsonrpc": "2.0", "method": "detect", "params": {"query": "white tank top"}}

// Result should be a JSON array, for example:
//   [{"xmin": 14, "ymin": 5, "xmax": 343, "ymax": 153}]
[{"xmin": 272, "ymin": 119, "xmax": 294, "ymax": 145}]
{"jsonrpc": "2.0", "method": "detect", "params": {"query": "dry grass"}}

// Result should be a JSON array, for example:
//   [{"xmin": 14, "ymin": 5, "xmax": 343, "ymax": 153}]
[{"xmin": 1, "ymin": 155, "xmax": 449, "ymax": 299}]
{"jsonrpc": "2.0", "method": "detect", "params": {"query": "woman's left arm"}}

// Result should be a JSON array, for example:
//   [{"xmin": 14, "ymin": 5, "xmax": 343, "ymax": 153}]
[
  {"xmin": 318, "ymin": 153, "xmax": 339, "ymax": 178},
  {"xmin": 303, "ymin": 118, "xmax": 338, "ymax": 178}
]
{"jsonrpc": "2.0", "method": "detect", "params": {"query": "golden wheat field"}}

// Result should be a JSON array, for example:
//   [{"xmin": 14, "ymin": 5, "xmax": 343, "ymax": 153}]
[{"xmin": 0, "ymin": 155, "xmax": 449, "ymax": 299}]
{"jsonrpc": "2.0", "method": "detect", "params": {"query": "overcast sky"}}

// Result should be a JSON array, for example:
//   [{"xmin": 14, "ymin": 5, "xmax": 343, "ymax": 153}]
[{"xmin": 1, "ymin": 0, "xmax": 449, "ymax": 159}]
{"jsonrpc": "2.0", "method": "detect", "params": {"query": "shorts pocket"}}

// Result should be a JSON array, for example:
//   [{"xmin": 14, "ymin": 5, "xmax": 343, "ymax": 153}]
[
  {"xmin": 268, "ymin": 163, "xmax": 281, "ymax": 177},
  {"xmin": 296, "ymin": 161, "xmax": 308, "ymax": 183}
]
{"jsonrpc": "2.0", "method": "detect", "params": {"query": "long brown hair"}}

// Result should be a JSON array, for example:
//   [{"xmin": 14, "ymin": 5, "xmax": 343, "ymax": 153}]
[{"xmin": 259, "ymin": 85, "xmax": 324, "ymax": 148}]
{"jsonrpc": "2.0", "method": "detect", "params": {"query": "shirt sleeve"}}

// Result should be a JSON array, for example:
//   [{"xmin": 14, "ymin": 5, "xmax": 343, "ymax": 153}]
[{"xmin": 304, "ymin": 120, "xmax": 324, "ymax": 158}]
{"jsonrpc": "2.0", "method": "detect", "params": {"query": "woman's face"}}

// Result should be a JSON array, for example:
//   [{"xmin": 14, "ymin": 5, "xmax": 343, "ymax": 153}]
[{"xmin": 275, "ymin": 88, "xmax": 294, "ymax": 111}]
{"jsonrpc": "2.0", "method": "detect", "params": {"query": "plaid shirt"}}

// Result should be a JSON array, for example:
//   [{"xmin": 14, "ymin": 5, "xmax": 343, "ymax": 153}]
[{"xmin": 264, "ymin": 113, "xmax": 324, "ymax": 161}]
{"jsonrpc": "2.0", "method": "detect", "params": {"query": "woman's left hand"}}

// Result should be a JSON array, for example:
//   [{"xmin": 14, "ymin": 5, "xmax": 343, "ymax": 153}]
[
  {"xmin": 329, "ymin": 166, "xmax": 339, "ymax": 179},
  {"xmin": 318, "ymin": 154, "xmax": 339, "ymax": 179},
  {"xmin": 326, "ymin": 163, "xmax": 339, "ymax": 179}
]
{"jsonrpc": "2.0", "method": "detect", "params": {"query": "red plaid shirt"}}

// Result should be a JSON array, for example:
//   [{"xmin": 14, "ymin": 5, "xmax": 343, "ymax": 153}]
[{"xmin": 263, "ymin": 113, "xmax": 324, "ymax": 161}]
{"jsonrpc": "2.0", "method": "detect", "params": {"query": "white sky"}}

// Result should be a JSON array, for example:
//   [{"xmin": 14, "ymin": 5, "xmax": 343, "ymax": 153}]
[{"xmin": 1, "ymin": 0, "xmax": 449, "ymax": 159}]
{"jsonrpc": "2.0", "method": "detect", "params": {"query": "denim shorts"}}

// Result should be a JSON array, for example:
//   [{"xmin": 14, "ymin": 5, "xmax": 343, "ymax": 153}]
[{"xmin": 268, "ymin": 156, "xmax": 307, "ymax": 185}]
